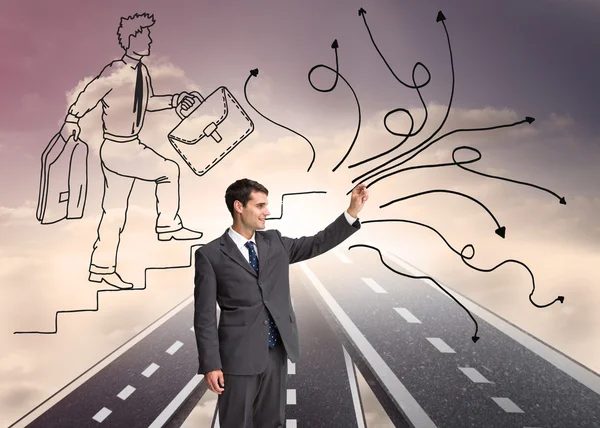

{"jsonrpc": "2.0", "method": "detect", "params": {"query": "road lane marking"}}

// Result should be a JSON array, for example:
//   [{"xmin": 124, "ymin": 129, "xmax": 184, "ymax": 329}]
[
  {"xmin": 148, "ymin": 374, "xmax": 203, "ymax": 428},
  {"xmin": 426, "ymin": 338, "xmax": 456, "ymax": 353},
  {"xmin": 394, "ymin": 308, "xmax": 422, "ymax": 323},
  {"xmin": 334, "ymin": 249, "xmax": 353, "ymax": 264},
  {"xmin": 288, "ymin": 360, "xmax": 295, "ymax": 375},
  {"xmin": 343, "ymin": 346, "xmax": 367, "ymax": 428},
  {"xmin": 361, "ymin": 278, "xmax": 387, "ymax": 294},
  {"xmin": 369, "ymin": 242, "xmax": 600, "ymax": 397},
  {"xmin": 287, "ymin": 389, "xmax": 296, "ymax": 405},
  {"xmin": 458, "ymin": 367, "xmax": 491, "ymax": 383},
  {"xmin": 92, "ymin": 407, "xmax": 111, "ymax": 423},
  {"xmin": 166, "ymin": 340, "xmax": 183, "ymax": 355},
  {"xmin": 117, "ymin": 385, "xmax": 136, "ymax": 400},
  {"xmin": 286, "ymin": 420, "xmax": 297, "ymax": 428},
  {"xmin": 299, "ymin": 262, "xmax": 439, "ymax": 428},
  {"xmin": 142, "ymin": 363, "xmax": 160, "ymax": 378},
  {"xmin": 491, "ymin": 397, "xmax": 524, "ymax": 413}
]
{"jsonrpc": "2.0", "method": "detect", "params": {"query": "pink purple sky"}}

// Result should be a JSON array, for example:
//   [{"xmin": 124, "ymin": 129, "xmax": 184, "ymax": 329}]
[{"xmin": 1, "ymin": 0, "xmax": 600, "ymax": 426}]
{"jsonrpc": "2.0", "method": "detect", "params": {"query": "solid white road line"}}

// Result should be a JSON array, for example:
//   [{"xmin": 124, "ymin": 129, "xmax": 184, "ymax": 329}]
[
  {"xmin": 117, "ymin": 385, "xmax": 136, "ymax": 400},
  {"xmin": 491, "ymin": 397, "xmax": 524, "ymax": 413},
  {"xmin": 334, "ymin": 249, "xmax": 353, "ymax": 264},
  {"xmin": 458, "ymin": 367, "xmax": 491, "ymax": 383},
  {"xmin": 287, "ymin": 389, "xmax": 296, "ymax": 405},
  {"xmin": 299, "ymin": 262, "xmax": 438, "ymax": 428},
  {"xmin": 142, "ymin": 363, "xmax": 160, "ymax": 378},
  {"xmin": 92, "ymin": 407, "xmax": 111, "ymax": 423},
  {"xmin": 394, "ymin": 307, "xmax": 422, "ymax": 324},
  {"xmin": 148, "ymin": 374, "xmax": 204, "ymax": 428},
  {"xmin": 361, "ymin": 277, "xmax": 387, "ymax": 294},
  {"xmin": 369, "ymin": 242, "xmax": 600, "ymax": 396},
  {"xmin": 426, "ymin": 338, "xmax": 456, "ymax": 354},
  {"xmin": 166, "ymin": 340, "xmax": 184, "ymax": 355},
  {"xmin": 343, "ymin": 346, "xmax": 367, "ymax": 428}
]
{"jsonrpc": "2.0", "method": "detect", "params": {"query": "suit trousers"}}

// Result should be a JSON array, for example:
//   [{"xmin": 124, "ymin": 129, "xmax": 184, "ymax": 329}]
[
  {"xmin": 89, "ymin": 137, "xmax": 183, "ymax": 274},
  {"xmin": 217, "ymin": 340, "xmax": 288, "ymax": 428}
]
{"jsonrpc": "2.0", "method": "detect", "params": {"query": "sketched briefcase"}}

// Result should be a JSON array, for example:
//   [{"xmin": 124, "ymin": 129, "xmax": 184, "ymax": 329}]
[
  {"xmin": 167, "ymin": 86, "xmax": 254, "ymax": 176},
  {"xmin": 36, "ymin": 131, "xmax": 89, "ymax": 224}
]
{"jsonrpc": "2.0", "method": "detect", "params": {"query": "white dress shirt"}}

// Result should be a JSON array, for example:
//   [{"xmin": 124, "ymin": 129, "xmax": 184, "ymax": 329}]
[{"xmin": 228, "ymin": 210, "xmax": 358, "ymax": 261}]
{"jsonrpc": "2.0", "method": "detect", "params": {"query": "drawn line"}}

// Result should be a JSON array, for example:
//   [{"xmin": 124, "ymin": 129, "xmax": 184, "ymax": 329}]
[
  {"xmin": 266, "ymin": 191, "xmax": 327, "ymax": 220},
  {"xmin": 13, "ymin": 244, "xmax": 203, "ymax": 335},
  {"xmin": 307, "ymin": 39, "xmax": 362, "ymax": 172},
  {"xmin": 244, "ymin": 68, "xmax": 316, "ymax": 172}
]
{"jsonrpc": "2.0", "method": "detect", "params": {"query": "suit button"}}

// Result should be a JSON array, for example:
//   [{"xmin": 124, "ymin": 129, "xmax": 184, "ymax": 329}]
[
  {"xmin": 264, "ymin": 299, "xmax": 268, "ymax": 304},
  {"xmin": 263, "ymin": 320, "xmax": 268, "ymax": 325}
]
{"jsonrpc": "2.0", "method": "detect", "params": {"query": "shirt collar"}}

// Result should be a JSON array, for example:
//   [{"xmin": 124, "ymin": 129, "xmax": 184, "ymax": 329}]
[
  {"xmin": 122, "ymin": 54, "xmax": 142, "ymax": 68},
  {"xmin": 228, "ymin": 226, "xmax": 256, "ymax": 249}
]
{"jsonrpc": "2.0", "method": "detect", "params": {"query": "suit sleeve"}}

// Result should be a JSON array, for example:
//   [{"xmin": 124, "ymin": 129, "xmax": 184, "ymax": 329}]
[
  {"xmin": 193, "ymin": 248, "xmax": 222, "ymax": 374},
  {"xmin": 276, "ymin": 212, "xmax": 361, "ymax": 264}
]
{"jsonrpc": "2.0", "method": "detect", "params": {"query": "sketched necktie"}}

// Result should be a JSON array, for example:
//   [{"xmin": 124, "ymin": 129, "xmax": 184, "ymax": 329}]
[
  {"xmin": 245, "ymin": 241, "xmax": 279, "ymax": 348},
  {"xmin": 133, "ymin": 61, "xmax": 144, "ymax": 127}
]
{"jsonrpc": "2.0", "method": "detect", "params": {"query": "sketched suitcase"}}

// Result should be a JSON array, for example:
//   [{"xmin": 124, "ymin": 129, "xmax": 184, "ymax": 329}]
[
  {"xmin": 167, "ymin": 87, "xmax": 255, "ymax": 176},
  {"xmin": 37, "ymin": 131, "xmax": 89, "ymax": 224}
]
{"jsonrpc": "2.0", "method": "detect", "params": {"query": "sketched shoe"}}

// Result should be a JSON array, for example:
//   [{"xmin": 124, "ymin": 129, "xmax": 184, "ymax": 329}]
[
  {"xmin": 89, "ymin": 272, "xmax": 134, "ymax": 289},
  {"xmin": 157, "ymin": 227, "xmax": 203, "ymax": 241}
]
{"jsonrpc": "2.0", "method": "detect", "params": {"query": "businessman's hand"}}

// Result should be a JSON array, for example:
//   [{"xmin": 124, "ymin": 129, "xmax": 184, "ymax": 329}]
[
  {"xmin": 173, "ymin": 92, "xmax": 196, "ymax": 111},
  {"xmin": 60, "ymin": 120, "xmax": 81, "ymax": 141},
  {"xmin": 347, "ymin": 183, "xmax": 369, "ymax": 218},
  {"xmin": 205, "ymin": 369, "xmax": 225, "ymax": 395}
]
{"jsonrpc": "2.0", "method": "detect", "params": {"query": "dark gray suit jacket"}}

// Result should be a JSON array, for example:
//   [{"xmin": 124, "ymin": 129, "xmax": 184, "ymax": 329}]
[{"xmin": 193, "ymin": 212, "xmax": 360, "ymax": 376}]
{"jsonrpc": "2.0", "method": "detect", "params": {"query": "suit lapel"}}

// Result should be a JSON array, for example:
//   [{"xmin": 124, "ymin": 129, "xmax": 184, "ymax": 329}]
[
  {"xmin": 219, "ymin": 229, "xmax": 257, "ymax": 277},
  {"xmin": 255, "ymin": 232, "xmax": 269, "ymax": 281}
]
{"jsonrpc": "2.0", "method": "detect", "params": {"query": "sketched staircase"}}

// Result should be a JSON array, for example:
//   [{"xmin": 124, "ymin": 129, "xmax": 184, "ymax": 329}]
[{"xmin": 13, "ymin": 244, "xmax": 203, "ymax": 335}]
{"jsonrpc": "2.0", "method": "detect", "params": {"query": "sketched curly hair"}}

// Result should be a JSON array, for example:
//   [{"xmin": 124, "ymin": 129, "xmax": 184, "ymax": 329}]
[{"xmin": 117, "ymin": 13, "xmax": 155, "ymax": 50}]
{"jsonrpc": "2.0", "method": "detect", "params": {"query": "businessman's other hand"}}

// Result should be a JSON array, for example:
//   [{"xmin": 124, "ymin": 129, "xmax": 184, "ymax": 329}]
[
  {"xmin": 174, "ymin": 92, "xmax": 196, "ymax": 111},
  {"xmin": 348, "ymin": 183, "xmax": 369, "ymax": 217},
  {"xmin": 205, "ymin": 369, "xmax": 225, "ymax": 394},
  {"xmin": 60, "ymin": 121, "xmax": 81, "ymax": 141}
]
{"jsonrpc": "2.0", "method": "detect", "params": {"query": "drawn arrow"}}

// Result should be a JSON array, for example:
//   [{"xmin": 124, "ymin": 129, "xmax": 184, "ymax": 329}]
[
  {"xmin": 380, "ymin": 189, "xmax": 506, "ymax": 238},
  {"xmin": 244, "ymin": 68, "xmax": 316, "ymax": 172},
  {"xmin": 265, "ymin": 190, "xmax": 327, "ymax": 220},
  {"xmin": 307, "ymin": 39, "xmax": 362, "ymax": 172}
]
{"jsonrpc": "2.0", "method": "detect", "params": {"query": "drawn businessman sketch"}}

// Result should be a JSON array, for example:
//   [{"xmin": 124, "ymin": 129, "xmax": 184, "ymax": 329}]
[{"xmin": 57, "ymin": 12, "xmax": 208, "ymax": 289}]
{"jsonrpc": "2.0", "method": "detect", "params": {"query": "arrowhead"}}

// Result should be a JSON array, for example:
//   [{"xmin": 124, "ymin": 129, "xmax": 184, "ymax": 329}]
[
  {"xmin": 472, "ymin": 336, "xmax": 479, "ymax": 343},
  {"xmin": 331, "ymin": 39, "xmax": 339, "ymax": 49},
  {"xmin": 358, "ymin": 7, "xmax": 366, "ymax": 16},
  {"xmin": 558, "ymin": 296, "xmax": 564, "ymax": 303},
  {"xmin": 525, "ymin": 116, "xmax": 535, "ymax": 124},
  {"xmin": 495, "ymin": 226, "xmax": 506, "ymax": 238},
  {"xmin": 436, "ymin": 11, "xmax": 446, "ymax": 22},
  {"xmin": 250, "ymin": 68, "xmax": 259, "ymax": 77},
  {"xmin": 559, "ymin": 197, "xmax": 566, "ymax": 205}
]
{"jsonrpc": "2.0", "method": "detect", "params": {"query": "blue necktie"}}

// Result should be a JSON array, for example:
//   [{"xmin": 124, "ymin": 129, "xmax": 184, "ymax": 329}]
[{"xmin": 245, "ymin": 241, "xmax": 279, "ymax": 348}]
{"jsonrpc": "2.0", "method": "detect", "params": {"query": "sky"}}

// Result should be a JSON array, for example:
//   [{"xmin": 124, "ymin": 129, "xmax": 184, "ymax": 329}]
[{"xmin": 1, "ymin": 0, "xmax": 600, "ymax": 426}]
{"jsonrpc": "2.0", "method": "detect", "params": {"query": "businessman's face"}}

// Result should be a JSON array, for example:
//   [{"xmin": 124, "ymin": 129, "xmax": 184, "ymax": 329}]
[
  {"xmin": 128, "ymin": 27, "xmax": 152, "ymax": 56},
  {"xmin": 240, "ymin": 191, "xmax": 270, "ymax": 231}
]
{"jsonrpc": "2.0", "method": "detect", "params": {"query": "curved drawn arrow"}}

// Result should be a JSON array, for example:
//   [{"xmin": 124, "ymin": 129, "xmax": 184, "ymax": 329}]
[
  {"xmin": 380, "ymin": 189, "xmax": 506, "ymax": 238},
  {"xmin": 349, "ymin": 9, "xmax": 455, "ymax": 170},
  {"xmin": 348, "ymin": 242, "xmax": 480, "ymax": 342},
  {"xmin": 266, "ymin": 190, "xmax": 327, "ymax": 220},
  {"xmin": 307, "ymin": 39, "xmax": 362, "ymax": 172},
  {"xmin": 244, "ymin": 68, "xmax": 316, "ymax": 172}
]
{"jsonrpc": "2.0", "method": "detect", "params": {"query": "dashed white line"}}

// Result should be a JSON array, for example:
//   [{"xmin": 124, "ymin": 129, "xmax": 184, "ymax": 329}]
[
  {"xmin": 334, "ymin": 249, "xmax": 353, "ymax": 264},
  {"xmin": 491, "ymin": 397, "xmax": 524, "ymax": 413},
  {"xmin": 288, "ymin": 360, "xmax": 295, "ymax": 375},
  {"xmin": 287, "ymin": 389, "xmax": 297, "ymax": 405},
  {"xmin": 394, "ymin": 307, "xmax": 422, "ymax": 323},
  {"xmin": 142, "ymin": 362, "xmax": 159, "ymax": 378},
  {"xmin": 286, "ymin": 420, "xmax": 297, "ymax": 428},
  {"xmin": 166, "ymin": 340, "xmax": 183, "ymax": 355},
  {"xmin": 458, "ymin": 367, "xmax": 491, "ymax": 383},
  {"xmin": 361, "ymin": 278, "xmax": 387, "ymax": 294},
  {"xmin": 426, "ymin": 337, "xmax": 455, "ymax": 354},
  {"xmin": 299, "ymin": 262, "xmax": 438, "ymax": 428},
  {"xmin": 117, "ymin": 385, "xmax": 136, "ymax": 400},
  {"xmin": 92, "ymin": 407, "xmax": 111, "ymax": 423}
]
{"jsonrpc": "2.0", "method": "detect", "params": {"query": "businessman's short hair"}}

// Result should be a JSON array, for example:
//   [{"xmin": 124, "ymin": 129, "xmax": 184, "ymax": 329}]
[
  {"xmin": 225, "ymin": 179, "xmax": 269, "ymax": 217},
  {"xmin": 117, "ymin": 12, "xmax": 155, "ymax": 50}
]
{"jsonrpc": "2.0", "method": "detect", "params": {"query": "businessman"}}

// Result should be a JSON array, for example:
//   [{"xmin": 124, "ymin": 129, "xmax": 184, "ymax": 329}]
[
  {"xmin": 193, "ymin": 178, "xmax": 369, "ymax": 427},
  {"xmin": 60, "ymin": 13, "xmax": 202, "ymax": 289}
]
